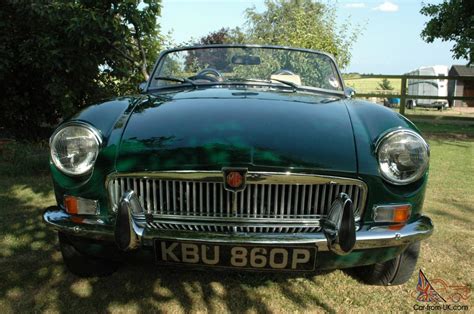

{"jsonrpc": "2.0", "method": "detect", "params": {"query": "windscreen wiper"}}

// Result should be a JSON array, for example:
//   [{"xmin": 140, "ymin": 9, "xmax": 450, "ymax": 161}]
[
  {"xmin": 226, "ymin": 78, "xmax": 270, "ymax": 84},
  {"xmin": 154, "ymin": 76, "xmax": 197, "ymax": 87},
  {"xmin": 269, "ymin": 78, "xmax": 298, "ymax": 91},
  {"xmin": 226, "ymin": 78, "xmax": 297, "ymax": 91}
]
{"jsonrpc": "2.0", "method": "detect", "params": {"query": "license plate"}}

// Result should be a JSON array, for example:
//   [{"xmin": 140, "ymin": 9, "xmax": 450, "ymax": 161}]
[{"xmin": 154, "ymin": 239, "xmax": 316, "ymax": 271}]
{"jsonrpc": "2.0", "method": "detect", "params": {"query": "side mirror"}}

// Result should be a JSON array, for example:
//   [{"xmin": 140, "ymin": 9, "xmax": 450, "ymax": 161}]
[
  {"xmin": 344, "ymin": 87, "xmax": 355, "ymax": 98},
  {"xmin": 138, "ymin": 82, "xmax": 147, "ymax": 93}
]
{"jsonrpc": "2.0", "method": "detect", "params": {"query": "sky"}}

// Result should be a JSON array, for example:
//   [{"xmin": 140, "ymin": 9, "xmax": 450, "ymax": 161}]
[{"xmin": 159, "ymin": 0, "xmax": 468, "ymax": 74}]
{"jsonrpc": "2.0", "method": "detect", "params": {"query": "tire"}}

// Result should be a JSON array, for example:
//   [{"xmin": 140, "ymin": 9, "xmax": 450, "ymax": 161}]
[
  {"xmin": 351, "ymin": 241, "xmax": 420, "ymax": 285},
  {"xmin": 58, "ymin": 232, "xmax": 118, "ymax": 277}
]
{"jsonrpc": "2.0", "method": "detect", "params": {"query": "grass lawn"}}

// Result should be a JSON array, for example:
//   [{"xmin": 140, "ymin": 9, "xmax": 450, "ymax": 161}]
[
  {"xmin": 1, "ymin": 128, "xmax": 473, "ymax": 312},
  {"xmin": 345, "ymin": 78, "xmax": 401, "ymax": 93},
  {"xmin": 415, "ymin": 122, "xmax": 474, "ymax": 137},
  {"xmin": 404, "ymin": 108, "xmax": 474, "ymax": 118}
]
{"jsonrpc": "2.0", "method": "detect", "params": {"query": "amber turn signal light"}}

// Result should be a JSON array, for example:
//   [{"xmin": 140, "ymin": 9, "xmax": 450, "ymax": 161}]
[
  {"xmin": 63, "ymin": 195, "xmax": 99, "ymax": 215},
  {"xmin": 393, "ymin": 205, "xmax": 411, "ymax": 223},
  {"xmin": 64, "ymin": 196, "xmax": 78, "ymax": 214},
  {"xmin": 373, "ymin": 204, "xmax": 411, "ymax": 224}
]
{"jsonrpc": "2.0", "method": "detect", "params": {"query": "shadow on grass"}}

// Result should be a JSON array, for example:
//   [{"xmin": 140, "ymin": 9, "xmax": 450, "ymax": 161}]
[
  {"xmin": 0, "ymin": 176, "xmax": 337, "ymax": 313},
  {"xmin": 425, "ymin": 137, "xmax": 474, "ymax": 146},
  {"xmin": 430, "ymin": 201, "xmax": 473, "ymax": 225},
  {"xmin": 0, "ymin": 141, "xmax": 50, "ymax": 177}
]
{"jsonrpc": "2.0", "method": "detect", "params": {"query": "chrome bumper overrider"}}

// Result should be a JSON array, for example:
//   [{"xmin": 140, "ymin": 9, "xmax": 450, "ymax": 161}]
[{"xmin": 43, "ymin": 198, "xmax": 433, "ymax": 254}]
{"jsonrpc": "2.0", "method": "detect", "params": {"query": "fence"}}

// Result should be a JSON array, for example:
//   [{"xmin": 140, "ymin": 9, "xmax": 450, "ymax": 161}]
[{"xmin": 347, "ymin": 74, "xmax": 474, "ymax": 115}]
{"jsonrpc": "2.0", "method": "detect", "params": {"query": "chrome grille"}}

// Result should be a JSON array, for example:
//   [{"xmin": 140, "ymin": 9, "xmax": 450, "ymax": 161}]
[{"xmin": 108, "ymin": 172, "xmax": 367, "ymax": 233}]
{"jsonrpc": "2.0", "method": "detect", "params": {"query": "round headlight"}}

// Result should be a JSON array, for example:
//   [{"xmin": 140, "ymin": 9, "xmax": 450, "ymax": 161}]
[
  {"xmin": 376, "ymin": 129, "xmax": 429, "ymax": 185},
  {"xmin": 50, "ymin": 123, "xmax": 101, "ymax": 176}
]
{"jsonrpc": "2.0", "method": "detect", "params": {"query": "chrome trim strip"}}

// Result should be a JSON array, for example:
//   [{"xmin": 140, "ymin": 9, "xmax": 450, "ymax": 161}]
[
  {"xmin": 107, "ymin": 171, "xmax": 367, "ymax": 186},
  {"xmin": 375, "ymin": 128, "xmax": 429, "ymax": 154},
  {"xmin": 144, "ymin": 220, "xmax": 321, "ymax": 229},
  {"xmin": 132, "ymin": 214, "xmax": 326, "ymax": 224},
  {"xmin": 49, "ymin": 120, "xmax": 103, "ymax": 147},
  {"xmin": 143, "ymin": 216, "xmax": 433, "ymax": 249},
  {"xmin": 43, "ymin": 207, "xmax": 114, "ymax": 241},
  {"xmin": 43, "ymin": 207, "xmax": 434, "ymax": 251}
]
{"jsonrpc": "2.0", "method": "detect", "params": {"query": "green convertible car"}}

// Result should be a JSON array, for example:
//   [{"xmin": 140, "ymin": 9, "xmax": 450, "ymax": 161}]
[{"xmin": 43, "ymin": 44, "xmax": 433, "ymax": 284}]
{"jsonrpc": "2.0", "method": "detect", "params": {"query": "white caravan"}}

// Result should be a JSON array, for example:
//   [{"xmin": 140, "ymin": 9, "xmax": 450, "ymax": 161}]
[{"xmin": 406, "ymin": 65, "xmax": 449, "ymax": 110}]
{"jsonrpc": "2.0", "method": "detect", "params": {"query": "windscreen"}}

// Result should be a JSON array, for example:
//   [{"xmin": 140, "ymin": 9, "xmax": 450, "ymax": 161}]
[{"xmin": 150, "ymin": 46, "xmax": 343, "ymax": 92}]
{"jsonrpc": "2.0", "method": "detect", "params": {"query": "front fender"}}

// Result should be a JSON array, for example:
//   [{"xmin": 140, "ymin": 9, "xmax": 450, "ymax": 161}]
[{"xmin": 49, "ymin": 96, "xmax": 147, "ymax": 220}]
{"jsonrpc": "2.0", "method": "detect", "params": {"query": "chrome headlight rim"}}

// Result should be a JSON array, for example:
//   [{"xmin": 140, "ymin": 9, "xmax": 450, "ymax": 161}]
[
  {"xmin": 49, "ymin": 121, "xmax": 102, "ymax": 177},
  {"xmin": 375, "ymin": 128, "xmax": 430, "ymax": 186}
]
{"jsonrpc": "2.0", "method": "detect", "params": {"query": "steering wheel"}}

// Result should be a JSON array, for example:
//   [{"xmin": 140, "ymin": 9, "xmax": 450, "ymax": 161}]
[
  {"xmin": 271, "ymin": 69, "xmax": 296, "ymax": 76},
  {"xmin": 189, "ymin": 68, "xmax": 223, "ymax": 82}
]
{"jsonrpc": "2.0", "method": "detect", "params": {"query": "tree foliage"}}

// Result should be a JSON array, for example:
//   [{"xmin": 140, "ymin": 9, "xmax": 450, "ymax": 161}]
[
  {"xmin": 190, "ymin": 1, "xmax": 361, "ymax": 69},
  {"xmin": 243, "ymin": 0, "xmax": 361, "ymax": 69},
  {"xmin": 184, "ymin": 27, "xmax": 246, "ymax": 71},
  {"xmin": 378, "ymin": 78, "xmax": 394, "ymax": 91},
  {"xmin": 0, "ymin": 0, "xmax": 163, "ymax": 138},
  {"xmin": 192, "ymin": 27, "xmax": 247, "ymax": 46},
  {"xmin": 420, "ymin": 0, "xmax": 473, "ymax": 64}
]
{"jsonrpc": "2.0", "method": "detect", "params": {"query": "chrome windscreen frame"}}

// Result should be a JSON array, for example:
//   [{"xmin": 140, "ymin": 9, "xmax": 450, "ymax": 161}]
[{"xmin": 145, "ymin": 44, "xmax": 347, "ymax": 96}]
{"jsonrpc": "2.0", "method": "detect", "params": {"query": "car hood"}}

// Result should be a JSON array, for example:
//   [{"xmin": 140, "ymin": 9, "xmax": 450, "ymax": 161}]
[{"xmin": 116, "ymin": 88, "xmax": 357, "ymax": 174}]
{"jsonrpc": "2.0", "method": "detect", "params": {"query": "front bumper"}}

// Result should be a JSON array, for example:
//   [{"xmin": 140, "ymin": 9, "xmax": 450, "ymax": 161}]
[{"xmin": 43, "ymin": 206, "xmax": 433, "ymax": 253}]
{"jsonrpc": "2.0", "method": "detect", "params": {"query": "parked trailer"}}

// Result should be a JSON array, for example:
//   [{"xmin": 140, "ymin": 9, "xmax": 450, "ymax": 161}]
[{"xmin": 406, "ymin": 65, "xmax": 449, "ymax": 110}]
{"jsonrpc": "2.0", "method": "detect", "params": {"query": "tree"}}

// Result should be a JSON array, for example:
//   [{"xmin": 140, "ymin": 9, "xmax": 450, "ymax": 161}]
[
  {"xmin": 192, "ymin": 27, "xmax": 246, "ymax": 45},
  {"xmin": 378, "ymin": 78, "xmax": 394, "ymax": 91},
  {"xmin": 0, "ymin": 0, "xmax": 163, "ymax": 138},
  {"xmin": 184, "ymin": 28, "xmax": 246, "ymax": 71},
  {"xmin": 420, "ymin": 0, "xmax": 473, "ymax": 64},
  {"xmin": 244, "ymin": 0, "xmax": 361, "ymax": 69}
]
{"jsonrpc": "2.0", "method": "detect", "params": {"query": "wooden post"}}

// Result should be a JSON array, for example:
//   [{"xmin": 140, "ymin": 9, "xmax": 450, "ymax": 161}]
[{"xmin": 400, "ymin": 76, "xmax": 407, "ymax": 115}]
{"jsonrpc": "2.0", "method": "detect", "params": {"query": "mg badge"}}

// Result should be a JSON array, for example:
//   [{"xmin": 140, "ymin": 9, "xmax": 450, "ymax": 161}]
[
  {"xmin": 227, "ymin": 172, "xmax": 242, "ymax": 188},
  {"xmin": 222, "ymin": 168, "xmax": 247, "ymax": 192}
]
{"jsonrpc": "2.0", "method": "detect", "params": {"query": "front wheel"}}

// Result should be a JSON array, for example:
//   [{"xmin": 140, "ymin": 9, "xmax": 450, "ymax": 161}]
[
  {"xmin": 351, "ymin": 242, "xmax": 420, "ymax": 285},
  {"xmin": 58, "ymin": 232, "xmax": 118, "ymax": 277}
]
